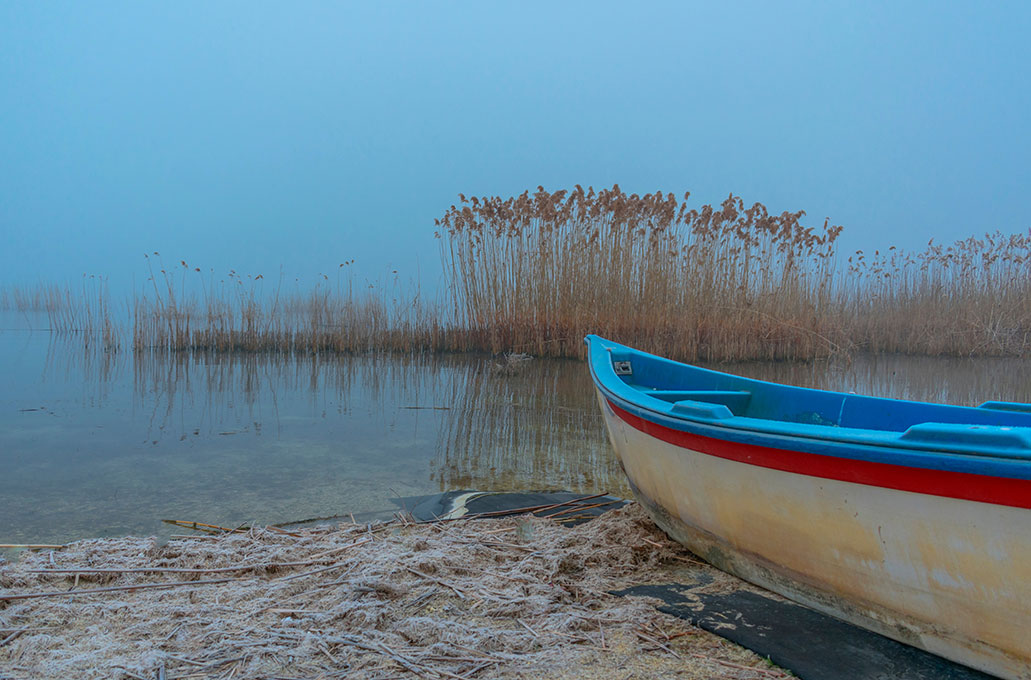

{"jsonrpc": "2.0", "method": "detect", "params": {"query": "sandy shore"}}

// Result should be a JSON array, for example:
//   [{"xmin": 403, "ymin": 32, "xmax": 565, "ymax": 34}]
[{"xmin": 0, "ymin": 504, "xmax": 788, "ymax": 679}]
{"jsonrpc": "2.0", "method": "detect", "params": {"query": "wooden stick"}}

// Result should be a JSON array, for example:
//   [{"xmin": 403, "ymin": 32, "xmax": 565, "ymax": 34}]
[
  {"xmin": 314, "ymin": 633, "xmax": 433, "ymax": 678},
  {"xmin": 434, "ymin": 663, "xmax": 493, "ymax": 680},
  {"xmin": 375, "ymin": 640, "xmax": 431, "ymax": 677},
  {"xmin": 266, "ymin": 608, "xmax": 327, "ymax": 615},
  {"xmin": 161, "ymin": 520, "xmax": 246, "ymax": 534},
  {"xmin": 0, "ymin": 577, "xmax": 244, "ymax": 601},
  {"xmin": 690, "ymin": 653, "xmax": 790, "ymax": 677},
  {"xmin": 515, "ymin": 618, "xmax": 539, "ymax": 638},
  {"xmin": 634, "ymin": 629, "xmax": 681, "ymax": 658},
  {"xmin": 264, "ymin": 526, "xmax": 302, "ymax": 538},
  {"xmin": 164, "ymin": 655, "xmax": 205, "ymax": 666},
  {"xmin": 306, "ymin": 537, "xmax": 370, "ymax": 561},
  {"xmin": 406, "ymin": 566, "xmax": 466, "ymax": 599},
  {"xmin": 479, "ymin": 526, "xmax": 516, "ymax": 535},
  {"xmin": 274, "ymin": 562, "xmax": 351, "ymax": 583},
  {"xmin": 0, "ymin": 628, "xmax": 29, "ymax": 647},
  {"xmin": 450, "ymin": 643, "xmax": 504, "ymax": 661},
  {"xmin": 454, "ymin": 661, "xmax": 495, "ymax": 679},
  {"xmin": 552, "ymin": 514, "xmax": 596, "ymax": 524},
  {"xmin": 450, "ymin": 538, "xmax": 531, "ymax": 552},
  {"xmin": 26, "ymin": 552, "xmax": 356, "ymax": 575},
  {"xmin": 0, "ymin": 544, "xmax": 65, "ymax": 550}
]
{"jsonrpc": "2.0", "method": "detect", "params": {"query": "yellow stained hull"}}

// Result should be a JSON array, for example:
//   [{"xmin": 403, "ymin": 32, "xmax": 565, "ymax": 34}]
[{"xmin": 598, "ymin": 391, "xmax": 1031, "ymax": 680}]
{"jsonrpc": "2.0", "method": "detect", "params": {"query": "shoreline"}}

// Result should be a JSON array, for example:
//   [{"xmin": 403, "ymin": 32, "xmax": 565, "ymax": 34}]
[{"xmin": 0, "ymin": 504, "xmax": 785, "ymax": 679}]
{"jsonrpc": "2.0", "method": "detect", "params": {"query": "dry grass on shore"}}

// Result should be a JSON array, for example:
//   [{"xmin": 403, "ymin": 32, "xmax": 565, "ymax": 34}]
[{"xmin": 0, "ymin": 505, "xmax": 785, "ymax": 680}]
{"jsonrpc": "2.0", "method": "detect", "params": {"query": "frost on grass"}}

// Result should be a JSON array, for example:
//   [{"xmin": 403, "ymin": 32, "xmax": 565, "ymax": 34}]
[{"xmin": 0, "ymin": 504, "xmax": 784, "ymax": 679}]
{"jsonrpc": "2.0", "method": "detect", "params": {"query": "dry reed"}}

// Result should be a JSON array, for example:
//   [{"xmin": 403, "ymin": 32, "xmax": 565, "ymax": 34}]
[
  {"xmin": 436, "ymin": 186, "xmax": 1031, "ymax": 361},
  {"xmin": 0, "ymin": 277, "xmax": 120, "ymax": 352},
  {"xmin": 843, "ymin": 233, "xmax": 1031, "ymax": 356},
  {"xmin": 437, "ymin": 185, "xmax": 844, "ymax": 361},
  {"xmin": 6, "ymin": 188, "xmax": 1031, "ymax": 360},
  {"xmin": 130, "ymin": 255, "xmax": 450, "ymax": 355},
  {"xmin": 0, "ymin": 505, "xmax": 783, "ymax": 679}
]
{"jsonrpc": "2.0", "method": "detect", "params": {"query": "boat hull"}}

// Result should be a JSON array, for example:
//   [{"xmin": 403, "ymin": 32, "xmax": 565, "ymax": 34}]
[{"xmin": 596, "ymin": 391, "xmax": 1031, "ymax": 680}]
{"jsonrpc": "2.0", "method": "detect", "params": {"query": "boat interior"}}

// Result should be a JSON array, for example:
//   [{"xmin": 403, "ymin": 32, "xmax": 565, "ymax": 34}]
[{"xmin": 594, "ymin": 340, "xmax": 1031, "ymax": 457}]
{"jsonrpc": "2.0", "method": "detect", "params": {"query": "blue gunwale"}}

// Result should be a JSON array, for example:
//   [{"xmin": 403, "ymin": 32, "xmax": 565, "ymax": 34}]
[{"xmin": 585, "ymin": 335, "xmax": 1031, "ymax": 481}]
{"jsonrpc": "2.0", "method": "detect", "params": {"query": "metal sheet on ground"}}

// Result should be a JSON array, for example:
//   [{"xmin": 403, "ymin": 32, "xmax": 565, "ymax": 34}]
[
  {"xmin": 392, "ymin": 490, "xmax": 626, "ymax": 524},
  {"xmin": 614, "ymin": 580, "xmax": 996, "ymax": 680}
]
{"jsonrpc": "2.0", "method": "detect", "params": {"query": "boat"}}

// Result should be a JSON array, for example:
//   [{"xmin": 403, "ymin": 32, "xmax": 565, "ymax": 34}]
[{"xmin": 585, "ymin": 335, "xmax": 1031, "ymax": 679}]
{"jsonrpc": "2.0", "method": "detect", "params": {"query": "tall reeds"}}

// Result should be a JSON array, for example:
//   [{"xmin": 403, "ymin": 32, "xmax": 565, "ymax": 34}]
[
  {"xmin": 130, "ymin": 255, "xmax": 449, "ymax": 355},
  {"xmin": 5, "ymin": 186, "xmax": 1030, "ymax": 361},
  {"xmin": 436, "ymin": 185, "xmax": 845, "ymax": 361},
  {"xmin": 437, "ymin": 186, "xmax": 1031, "ymax": 361},
  {"xmin": 843, "ymin": 233, "xmax": 1031, "ymax": 356},
  {"xmin": 0, "ymin": 277, "xmax": 120, "ymax": 351}
]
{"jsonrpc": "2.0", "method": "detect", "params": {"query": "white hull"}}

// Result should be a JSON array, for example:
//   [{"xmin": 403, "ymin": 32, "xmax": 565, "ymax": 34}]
[{"xmin": 598, "ymin": 392, "xmax": 1031, "ymax": 680}]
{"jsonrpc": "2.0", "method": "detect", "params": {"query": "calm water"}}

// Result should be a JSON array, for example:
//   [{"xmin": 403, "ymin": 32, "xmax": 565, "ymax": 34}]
[{"xmin": 4, "ymin": 312, "xmax": 1031, "ymax": 544}]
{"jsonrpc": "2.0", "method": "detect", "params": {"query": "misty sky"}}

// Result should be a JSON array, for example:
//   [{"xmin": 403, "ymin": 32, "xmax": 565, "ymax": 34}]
[{"xmin": 1, "ymin": 2, "xmax": 1029, "ymax": 295}]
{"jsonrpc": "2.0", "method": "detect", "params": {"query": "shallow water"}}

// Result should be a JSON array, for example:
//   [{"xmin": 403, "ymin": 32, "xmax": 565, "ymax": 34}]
[{"xmin": 3, "ymin": 313, "xmax": 1031, "ymax": 544}]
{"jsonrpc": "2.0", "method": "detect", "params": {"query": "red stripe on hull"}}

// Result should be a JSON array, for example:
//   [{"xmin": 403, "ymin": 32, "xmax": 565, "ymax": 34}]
[{"xmin": 607, "ymin": 399, "xmax": 1031, "ymax": 509}]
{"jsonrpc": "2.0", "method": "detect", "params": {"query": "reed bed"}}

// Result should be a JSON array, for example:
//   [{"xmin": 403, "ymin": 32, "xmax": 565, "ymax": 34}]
[
  {"xmin": 131, "ymin": 256, "xmax": 450, "ymax": 355},
  {"xmin": 842, "ymin": 233, "xmax": 1031, "ymax": 356},
  {"xmin": 5, "ymin": 187, "xmax": 1031, "ymax": 360},
  {"xmin": 437, "ymin": 186, "xmax": 1031, "ymax": 361},
  {"xmin": 1, "ymin": 277, "xmax": 119, "ymax": 350},
  {"xmin": 0, "ymin": 284, "xmax": 66, "ymax": 314},
  {"xmin": 437, "ymin": 186, "xmax": 844, "ymax": 361}
]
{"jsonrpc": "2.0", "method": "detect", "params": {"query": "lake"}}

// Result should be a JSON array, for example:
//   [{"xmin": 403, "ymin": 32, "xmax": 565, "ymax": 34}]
[{"xmin": 4, "ymin": 311, "xmax": 1031, "ymax": 545}]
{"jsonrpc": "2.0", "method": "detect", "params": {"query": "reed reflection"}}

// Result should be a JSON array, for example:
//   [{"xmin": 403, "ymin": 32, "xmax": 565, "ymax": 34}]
[
  {"xmin": 431, "ymin": 355, "xmax": 625, "ymax": 496},
  {"xmin": 5, "ymin": 329, "xmax": 1031, "ymax": 544},
  {"xmin": 131, "ymin": 350, "xmax": 623, "ymax": 496}
]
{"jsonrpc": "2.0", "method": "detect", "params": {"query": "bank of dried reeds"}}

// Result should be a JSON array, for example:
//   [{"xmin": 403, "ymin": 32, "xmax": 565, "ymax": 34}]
[
  {"xmin": 0, "ymin": 277, "xmax": 120, "ymax": 352},
  {"xmin": 131, "ymin": 256, "xmax": 449, "ymax": 355},
  {"xmin": 437, "ymin": 186, "xmax": 1031, "ymax": 361},
  {"xmin": 7, "ymin": 187, "xmax": 1031, "ymax": 360},
  {"xmin": 843, "ymin": 233, "xmax": 1031, "ymax": 356},
  {"xmin": 437, "ymin": 186, "xmax": 844, "ymax": 361}
]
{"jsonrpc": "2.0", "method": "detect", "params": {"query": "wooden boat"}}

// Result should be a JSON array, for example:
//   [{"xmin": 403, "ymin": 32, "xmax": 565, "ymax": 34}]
[{"xmin": 585, "ymin": 335, "xmax": 1031, "ymax": 679}]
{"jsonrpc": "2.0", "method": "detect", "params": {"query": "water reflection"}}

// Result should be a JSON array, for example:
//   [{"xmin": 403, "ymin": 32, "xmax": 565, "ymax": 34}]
[
  {"xmin": 432, "ymin": 358, "xmax": 623, "ymax": 494},
  {"xmin": 3, "ymin": 316, "xmax": 1031, "ymax": 545},
  {"xmin": 1, "ymin": 329, "xmax": 619, "ymax": 544}
]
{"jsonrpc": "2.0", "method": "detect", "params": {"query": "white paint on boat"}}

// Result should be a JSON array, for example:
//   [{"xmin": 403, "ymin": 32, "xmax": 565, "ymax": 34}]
[{"xmin": 596, "ymin": 390, "xmax": 1031, "ymax": 680}]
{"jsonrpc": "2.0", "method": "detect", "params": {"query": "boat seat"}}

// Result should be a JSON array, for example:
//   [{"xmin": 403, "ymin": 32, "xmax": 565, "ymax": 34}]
[
  {"xmin": 979, "ymin": 401, "xmax": 1031, "ymax": 414},
  {"xmin": 900, "ymin": 422, "xmax": 1031, "ymax": 453},
  {"xmin": 645, "ymin": 389, "xmax": 751, "ymax": 414}
]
